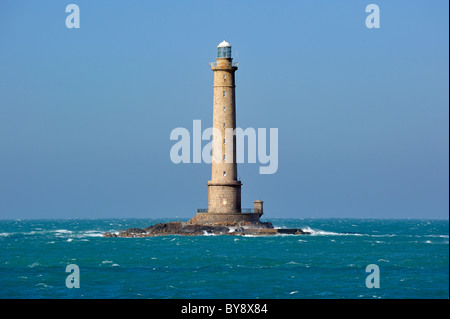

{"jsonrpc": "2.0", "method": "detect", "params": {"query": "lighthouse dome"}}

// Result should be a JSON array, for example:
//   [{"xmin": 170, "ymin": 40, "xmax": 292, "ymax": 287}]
[{"xmin": 217, "ymin": 40, "xmax": 231, "ymax": 48}]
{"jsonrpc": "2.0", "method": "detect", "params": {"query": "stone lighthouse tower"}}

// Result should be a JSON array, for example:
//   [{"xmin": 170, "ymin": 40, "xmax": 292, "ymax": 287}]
[
  {"xmin": 208, "ymin": 40, "xmax": 241, "ymax": 215},
  {"xmin": 189, "ymin": 40, "xmax": 263, "ymax": 226}
]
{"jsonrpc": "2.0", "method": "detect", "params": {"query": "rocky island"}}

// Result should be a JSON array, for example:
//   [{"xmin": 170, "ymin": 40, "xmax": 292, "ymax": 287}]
[{"xmin": 103, "ymin": 221, "xmax": 311, "ymax": 238}]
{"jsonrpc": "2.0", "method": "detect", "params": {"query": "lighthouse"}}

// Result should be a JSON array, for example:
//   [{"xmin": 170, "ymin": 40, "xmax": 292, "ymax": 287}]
[
  {"xmin": 208, "ymin": 40, "xmax": 241, "ymax": 214},
  {"xmin": 189, "ymin": 41, "xmax": 264, "ymax": 226}
]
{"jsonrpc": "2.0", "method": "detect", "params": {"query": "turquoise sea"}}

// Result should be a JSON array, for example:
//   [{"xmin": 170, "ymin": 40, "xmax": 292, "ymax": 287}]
[{"xmin": 0, "ymin": 218, "xmax": 448, "ymax": 299}]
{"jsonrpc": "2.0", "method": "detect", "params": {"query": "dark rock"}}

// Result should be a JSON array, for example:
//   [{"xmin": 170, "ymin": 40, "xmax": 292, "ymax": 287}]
[
  {"xmin": 103, "ymin": 232, "xmax": 117, "ymax": 237},
  {"xmin": 103, "ymin": 221, "xmax": 310, "ymax": 237},
  {"xmin": 180, "ymin": 225, "xmax": 229, "ymax": 235},
  {"xmin": 144, "ymin": 222, "xmax": 183, "ymax": 235},
  {"xmin": 277, "ymin": 228, "xmax": 311, "ymax": 235}
]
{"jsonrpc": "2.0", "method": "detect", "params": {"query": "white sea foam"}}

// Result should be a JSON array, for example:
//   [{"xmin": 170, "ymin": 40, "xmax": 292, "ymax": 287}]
[
  {"xmin": 0, "ymin": 233, "xmax": 11, "ymax": 237},
  {"xmin": 425, "ymin": 235, "xmax": 449, "ymax": 239},
  {"xmin": 79, "ymin": 231, "xmax": 104, "ymax": 238},
  {"xmin": 66, "ymin": 238, "xmax": 73, "ymax": 242},
  {"xmin": 54, "ymin": 229, "xmax": 72, "ymax": 234},
  {"xmin": 301, "ymin": 226, "xmax": 363, "ymax": 236},
  {"xmin": 370, "ymin": 234, "xmax": 397, "ymax": 238}
]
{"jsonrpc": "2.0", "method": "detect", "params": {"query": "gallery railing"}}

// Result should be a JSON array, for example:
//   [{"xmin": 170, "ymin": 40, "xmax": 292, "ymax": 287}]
[{"xmin": 196, "ymin": 208, "xmax": 255, "ymax": 213}]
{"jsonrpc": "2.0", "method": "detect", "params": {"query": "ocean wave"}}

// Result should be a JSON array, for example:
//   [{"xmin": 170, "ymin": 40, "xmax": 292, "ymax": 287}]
[
  {"xmin": 301, "ymin": 226, "xmax": 364, "ymax": 236},
  {"xmin": 424, "ymin": 234, "xmax": 449, "ymax": 239},
  {"xmin": 370, "ymin": 234, "xmax": 398, "ymax": 238},
  {"xmin": 78, "ymin": 231, "xmax": 104, "ymax": 238},
  {"xmin": 54, "ymin": 229, "xmax": 73, "ymax": 234},
  {"xmin": 301, "ymin": 229, "xmax": 402, "ymax": 238}
]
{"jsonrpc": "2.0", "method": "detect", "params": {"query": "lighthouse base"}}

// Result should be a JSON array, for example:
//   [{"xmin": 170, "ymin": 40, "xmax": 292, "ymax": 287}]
[{"xmin": 187, "ymin": 212, "xmax": 270, "ymax": 228}]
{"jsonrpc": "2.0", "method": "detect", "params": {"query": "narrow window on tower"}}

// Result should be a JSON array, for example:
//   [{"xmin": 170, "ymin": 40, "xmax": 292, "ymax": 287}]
[
  {"xmin": 223, "ymin": 155, "xmax": 226, "ymax": 160},
  {"xmin": 223, "ymin": 171, "xmax": 226, "ymax": 176},
  {"xmin": 223, "ymin": 123, "xmax": 226, "ymax": 128},
  {"xmin": 223, "ymin": 74, "xmax": 226, "ymax": 79},
  {"xmin": 223, "ymin": 107, "xmax": 226, "ymax": 111},
  {"xmin": 223, "ymin": 139, "xmax": 226, "ymax": 144},
  {"xmin": 223, "ymin": 91, "xmax": 226, "ymax": 97}
]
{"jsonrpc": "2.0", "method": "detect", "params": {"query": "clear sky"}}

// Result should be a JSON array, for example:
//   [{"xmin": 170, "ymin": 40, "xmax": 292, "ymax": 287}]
[{"xmin": 0, "ymin": 1, "xmax": 448, "ymax": 219}]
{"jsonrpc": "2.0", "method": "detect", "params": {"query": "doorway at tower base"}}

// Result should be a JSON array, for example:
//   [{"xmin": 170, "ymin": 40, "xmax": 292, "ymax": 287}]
[{"xmin": 187, "ymin": 212, "xmax": 272, "ymax": 228}]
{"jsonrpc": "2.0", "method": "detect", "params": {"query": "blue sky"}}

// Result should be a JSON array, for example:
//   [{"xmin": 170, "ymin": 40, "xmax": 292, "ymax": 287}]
[{"xmin": 0, "ymin": 1, "xmax": 448, "ymax": 219}]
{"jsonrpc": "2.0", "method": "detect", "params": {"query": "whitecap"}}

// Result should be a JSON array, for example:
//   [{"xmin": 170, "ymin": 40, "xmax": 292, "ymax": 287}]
[
  {"xmin": 67, "ymin": 238, "xmax": 73, "ymax": 242},
  {"xmin": 371, "ymin": 234, "xmax": 397, "ymax": 238},
  {"xmin": 425, "ymin": 235, "xmax": 449, "ymax": 239},
  {"xmin": 54, "ymin": 229, "xmax": 72, "ymax": 234},
  {"xmin": 301, "ymin": 226, "xmax": 364, "ymax": 236},
  {"xmin": 425, "ymin": 240, "xmax": 432, "ymax": 244},
  {"xmin": 28, "ymin": 262, "xmax": 39, "ymax": 268},
  {"xmin": 112, "ymin": 264, "xmax": 120, "ymax": 267},
  {"xmin": 290, "ymin": 291, "xmax": 299, "ymax": 295},
  {"xmin": 0, "ymin": 233, "xmax": 11, "ymax": 237},
  {"xmin": 79, "ymin": 231, "xmax": 104, "ymax": 238},
  {"xmin": 102, "ymin": 260, "xmax": 113, "ymax": 264}
]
